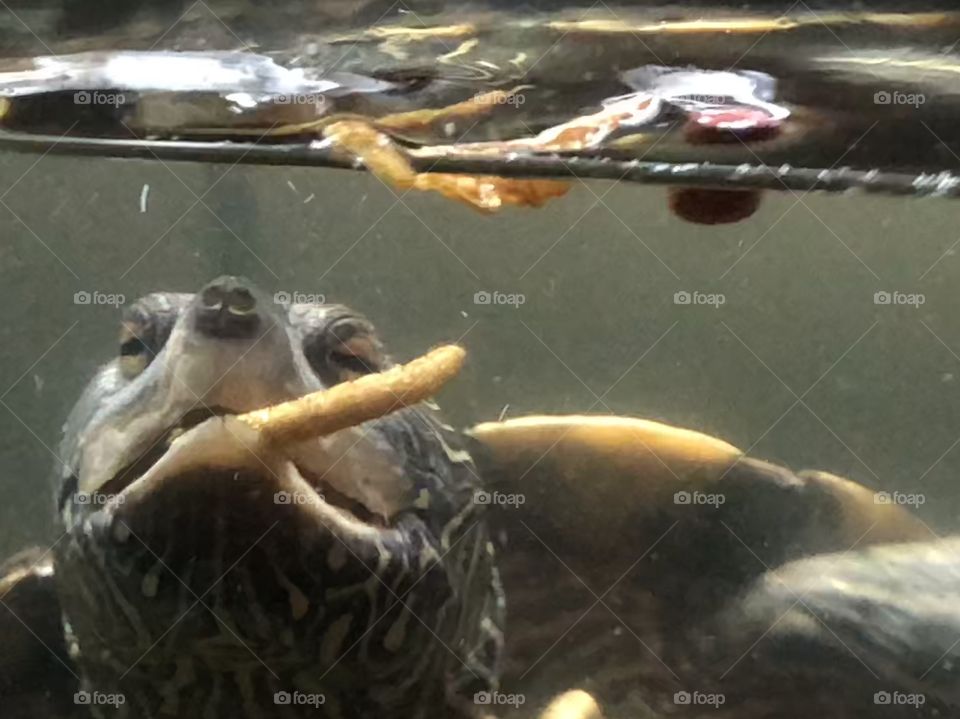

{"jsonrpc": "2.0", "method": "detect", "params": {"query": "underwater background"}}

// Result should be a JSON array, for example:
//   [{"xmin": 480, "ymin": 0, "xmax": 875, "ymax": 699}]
[{"xmin": 1, "ymin": 148, "xmax": 958, "ymax": 556}]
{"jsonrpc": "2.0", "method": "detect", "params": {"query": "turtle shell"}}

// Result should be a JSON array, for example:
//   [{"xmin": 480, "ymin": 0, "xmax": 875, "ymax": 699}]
[{"xmin": 468, "ymin": 415, "xmax": 942, "ymax": 718}]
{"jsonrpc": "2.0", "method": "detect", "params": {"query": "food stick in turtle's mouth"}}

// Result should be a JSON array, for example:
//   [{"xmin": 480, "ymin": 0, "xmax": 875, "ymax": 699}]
[
  {"xmin": 238, "ymin": 344, "xmax": 466, "ymax": 445},
  {"xmin": 106, "ymin": 345, "xmax": 465, "ymax": 510}
]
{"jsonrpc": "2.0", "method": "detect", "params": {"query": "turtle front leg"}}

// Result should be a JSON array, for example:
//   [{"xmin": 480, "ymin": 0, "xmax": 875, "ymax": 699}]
[{"xmin": 0, "ymin": 548, "xmax": 81, "ymax": 719}]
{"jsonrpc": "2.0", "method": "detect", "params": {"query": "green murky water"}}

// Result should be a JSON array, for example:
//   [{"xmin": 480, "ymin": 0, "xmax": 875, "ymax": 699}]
[
  {"xmin": 3, "ymin": 3, "xmax": 960, "ymax": 718},
  {"xmin": 2, "ymin": 152, "xmax": 958, "ymax": 551}
]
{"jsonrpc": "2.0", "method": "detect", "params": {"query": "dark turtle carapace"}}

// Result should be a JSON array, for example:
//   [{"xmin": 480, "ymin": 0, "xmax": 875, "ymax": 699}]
[{"xmin": 1, "ymin": 276, "xmax": 956, "ymax": 719}]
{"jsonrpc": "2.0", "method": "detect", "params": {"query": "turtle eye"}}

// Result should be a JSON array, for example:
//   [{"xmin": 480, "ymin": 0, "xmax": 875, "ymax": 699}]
[
  {"xmin": 114, "ymin": 292, "xmax": 189, "ymax": 379},
  {"xmin": 328, "ymin": 335, "xmax": 381, "ymax": 380},
  {"xmin": 304, "ymin": 319, "xmax": 385, "ymax": 386},
  {"xmin": 118, "ymin": 329, "xmax": 153, "ymax": 378}
]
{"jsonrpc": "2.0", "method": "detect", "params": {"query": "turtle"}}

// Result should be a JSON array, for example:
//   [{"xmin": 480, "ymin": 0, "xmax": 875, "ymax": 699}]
[{"xmin": 1, "ymin": 275, "xmax": 956, "ymax": 719}]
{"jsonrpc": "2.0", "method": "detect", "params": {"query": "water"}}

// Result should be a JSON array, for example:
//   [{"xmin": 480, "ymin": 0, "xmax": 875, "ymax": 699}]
[
  {"xmin": 3, "ymin": 152, "xmax": 959, "ymax": 547},
  {"xmin": 2, "ymin": 3, "xmax": 960, "ymax": 719}
]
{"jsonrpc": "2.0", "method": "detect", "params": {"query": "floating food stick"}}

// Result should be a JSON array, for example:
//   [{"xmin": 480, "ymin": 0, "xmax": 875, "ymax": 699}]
[
  {"xmin": 238, "ymin": 344, "xmax": 466, "ymax": 444},
  {"xmin": 324, "ymin": 119, "xmax": 570, "ymax": 210},
  {"xmin": 182, "ymin": 87, "xmax": 529, "ymax": 139},
  {"xmin": 547, "ymin": 12, "xmax": 953, "ymax": 35},
  {"xmin": 410, "ymin": 92, "xmax": 662, "ymax": 157},
  {"xmin": 376, "ymin": 87, "xmax": 530, "ymax": 132},
  {"xmin": 357, "ymin": 23, "xmax": 477, "ymax": 42}
]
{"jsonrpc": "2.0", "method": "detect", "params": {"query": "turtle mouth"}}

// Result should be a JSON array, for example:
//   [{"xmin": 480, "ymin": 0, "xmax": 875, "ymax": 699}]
[
  {"xmin": 97, "ymin": 406, "xmax": 233, "ymax": 495},
  {"xmin": 76, "ymin": 344, "xmax": 460, "ymax": 532},
  {"xmin": 96, "ymin": 405, "xmax": 393, "ymax": 529}
]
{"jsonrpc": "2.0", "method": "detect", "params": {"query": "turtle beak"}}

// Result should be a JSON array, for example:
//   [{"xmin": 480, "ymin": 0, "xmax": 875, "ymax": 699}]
[
  {"xmin": 106, "ymin": 411, "xmax": 411, "ymax": 530},
  {"xmin": 107, "ymin": 413, "xmax": 406, "ymax": 538}
]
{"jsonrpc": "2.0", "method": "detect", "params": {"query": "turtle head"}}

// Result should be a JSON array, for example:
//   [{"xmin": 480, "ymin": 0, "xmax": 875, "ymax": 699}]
[{"xmin": 53, "ymin": 276, "xmax": 501, "ymax": 717}]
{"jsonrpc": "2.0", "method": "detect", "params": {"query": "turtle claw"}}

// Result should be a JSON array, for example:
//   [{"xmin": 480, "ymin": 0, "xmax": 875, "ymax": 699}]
[
  {"xmin": 475, "ymin": 690, "xmax": 605, "ymax": 719},
  {"xmin": 537, "ymin": 690, "xmax": 604, "ymax": 719}
]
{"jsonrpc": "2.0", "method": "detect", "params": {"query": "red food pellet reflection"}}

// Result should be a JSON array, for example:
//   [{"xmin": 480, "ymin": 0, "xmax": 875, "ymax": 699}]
[{"xmin": 684, "ymin": 108, "xmax": 783, "ymax": 144}]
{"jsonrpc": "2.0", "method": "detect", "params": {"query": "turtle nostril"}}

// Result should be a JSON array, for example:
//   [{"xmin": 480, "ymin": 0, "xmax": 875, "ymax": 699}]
[
  {"xmin": 195, "ymin": 278, "xmax": 261, "ymax": 339},
  {"xmin": 200, "ymin": 286, "xmax": 224, "ymax": 312},
  {"xmin": 226, "ymin": 288, "xmax": 256, "ymax": 315}
]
